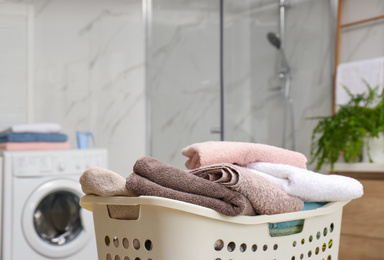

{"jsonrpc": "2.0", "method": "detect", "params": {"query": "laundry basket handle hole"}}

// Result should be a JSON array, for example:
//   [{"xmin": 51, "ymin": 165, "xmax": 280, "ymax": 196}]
[
  {"xmin": 269, "ymin": 219, "xmax": 305, "ymax": 237},
  {"xmin": 107, "ymin": 205, "xmax": 140, "ymax": 220}
]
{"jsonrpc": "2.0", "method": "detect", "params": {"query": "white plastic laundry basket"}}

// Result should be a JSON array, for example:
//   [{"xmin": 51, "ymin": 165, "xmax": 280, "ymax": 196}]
[{"xmin": 80, "ymin": 195, "xmax": 349, "ymax": 260}]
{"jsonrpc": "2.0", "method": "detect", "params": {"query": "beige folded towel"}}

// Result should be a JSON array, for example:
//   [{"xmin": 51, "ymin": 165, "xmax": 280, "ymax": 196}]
[
  {"xmin": 190, "ymin": 164, "xmax": 304, "ymax": 215},
  {"xmin": 181, "ymin": 141, "xmax": 307, "ymax": 169},
  {"xmin": 79, "ymin": 167, "xmax": 140, "ymax": 220},
  {"xmin": 79, "ymin": 167, "xmax": 137, "ymax": 197}
]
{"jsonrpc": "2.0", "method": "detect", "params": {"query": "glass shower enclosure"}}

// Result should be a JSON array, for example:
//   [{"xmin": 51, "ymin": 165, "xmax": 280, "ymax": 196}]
[{"xmin": 146, "ymin": 0, "xmax": 336, "ymax": 169}]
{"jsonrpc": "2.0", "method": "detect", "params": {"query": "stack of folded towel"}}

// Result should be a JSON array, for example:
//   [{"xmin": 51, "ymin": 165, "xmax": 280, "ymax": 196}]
[
  {"xmin": 80, "ymin": 141, "xmax": 364, "ymax": 218},
  {"xmin": 0, "ymin": 123, "xmax": 70, "ymax": 151}
]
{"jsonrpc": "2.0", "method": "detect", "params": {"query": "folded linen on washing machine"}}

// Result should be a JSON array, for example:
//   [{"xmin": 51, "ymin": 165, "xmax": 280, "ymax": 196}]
[
  {"xmin": 0, "ymin": 122, "xmax": 62, "ymax": 133},
  {"xmin": 0, "ymin": 132, "xmax": 68, "ymax": 143},
  {"xmin": 0, "ymin": 142, "xmax": 71, "ymax": 151}
]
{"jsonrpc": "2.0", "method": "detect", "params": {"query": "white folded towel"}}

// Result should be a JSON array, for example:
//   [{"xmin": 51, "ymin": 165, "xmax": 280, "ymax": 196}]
[
  {"xmin": 245, "ymin": 162, "xmax": 364, "ymax": 202},
  {"xmin": 1, "ymin": 123, "xmax": 62, "ymax": 133},
  {"xmin": 335, "ymin": 57, "xmax": 384, "ymax": 108}
]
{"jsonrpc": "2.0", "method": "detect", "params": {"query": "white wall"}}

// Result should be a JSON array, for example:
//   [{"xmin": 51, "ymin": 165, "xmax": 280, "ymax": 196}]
[
  {"xmin": 3, "ymin": 0, "xmax": 146, "ymax": 175},
  {"xmin": 147, "ymin": 0, "xmax": 222, "ymax": 168},
  {"xmin": 2, "ymin": 0, "xmax": 383, "ymax": 173},
  {"xmin": 147, "ymin": 0, "xmax": 336, "ymax": 170},
  {"xmin": 340, "ymin": 0, "xmax": 384, "ymax": 62},
  {"xmin": 0, "ymin": 3, "xmax": 33, "ymax": 130}
]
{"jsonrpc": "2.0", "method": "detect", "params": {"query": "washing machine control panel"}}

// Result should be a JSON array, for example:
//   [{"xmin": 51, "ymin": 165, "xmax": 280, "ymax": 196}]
[{"xmin": 10, "ymin": 149, "xmax": 107, "ymax": 177}]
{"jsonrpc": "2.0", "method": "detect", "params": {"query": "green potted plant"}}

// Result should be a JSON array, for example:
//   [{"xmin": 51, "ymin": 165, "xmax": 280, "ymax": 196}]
[{"xmin": 310, "ymin": 80, "xmax": 384, "ymax": 171}]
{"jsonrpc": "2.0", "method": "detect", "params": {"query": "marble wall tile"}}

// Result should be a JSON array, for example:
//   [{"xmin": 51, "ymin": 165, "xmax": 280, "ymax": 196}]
[
  {"xmin": 148, "ymin": 0, "xmax": 221, "ymax": 168},
  {"xmin": 340, "ymin": 0, "xmax": 384, "ymax": 62},
  {"xmin": 342, "ymin": 0, "xmax": 384, "ymax": 24},
  {"xmin": 148, "ymin": 0, "xmax": 335, "ymax": 171},
  {"xmin": 0, "ymin": 3, "xmax": 33, "ymax": 130},
  {"xmin": 224, "ymin": 0, "xmax": 334, "ymax": 168},
  {"xmin": 6, "ymin": 0, "xmax": 146, "ymax": 175},
  {"xmin": 6, "ymin": 0, "xmax": 380, "ymax": 173},
  {"xmin": 285, "ymin": 0, "xmax": 335, "ymax": 162},
  {"xmin": 341, "ymin": 25, "xmax": 384, "ymax": 63}
]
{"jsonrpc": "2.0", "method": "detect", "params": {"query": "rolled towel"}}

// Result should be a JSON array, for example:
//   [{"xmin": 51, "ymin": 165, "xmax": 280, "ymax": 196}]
[
  {"xmin": 245, "ymin": 162, "xmax": 364, "ymax": 201},
  {"xmin": 126, "ymin": 157, "xmax": 256, "ymax": 217},
  {"xmin": 181, "ymin": 141, "xmax": 307, "ymax": 169},
  {"xmin": 80, "ymin": 167, "xmax": 137, "ymax": 197},
  {"xmin": 189, "ymin": 164, "xmax": 304, "ymax": 215}
]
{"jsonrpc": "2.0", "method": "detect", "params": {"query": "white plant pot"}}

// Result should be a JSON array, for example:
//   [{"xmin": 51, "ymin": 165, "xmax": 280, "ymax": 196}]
[{"xmin": 363, "ymin": 133, "xmax": 384, "ymax": 163}]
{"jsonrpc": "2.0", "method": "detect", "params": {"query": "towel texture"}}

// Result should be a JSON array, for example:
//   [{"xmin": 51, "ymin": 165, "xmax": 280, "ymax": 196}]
[
  {"xmin": 246, "ymin": 162, "xmax": 364, "ymax": 201},
  {"xmin": 0, "ymin": 142, "xmax": 71, "ymax": 151},
  {"xmin": 80, "ymin": 167, "xmax": 137, "ymax": 197},
  {"xmin": 181, "ymin": 141, "xmax": 307, "ymax": 169},
  {"xmin": 190, "ymin": 164, "xmax": 304, "ymax": 215},
  {"xmin": 0, "ymin": 132, "xmax": 68, "ymax": 143},
  {"xmin": 0, "ymin": 123, "xmax": 62, "ymax": 133},
  {"xmin": 126, "ymin": 157, "xmax": 256, "ymax": 216}
]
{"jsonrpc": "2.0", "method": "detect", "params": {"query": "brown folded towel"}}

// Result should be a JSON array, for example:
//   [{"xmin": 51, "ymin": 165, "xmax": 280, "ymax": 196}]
[
  {"xmin": 189, "ymin": 164, "xmax": 304, "ymax": 215},
  {"xmin": 126, "ymin": 157, "xmax": 256, "ymax": 216},
  {"xmin": 80, "ymin": 167, "xmax": 137, "ymax": 197}
]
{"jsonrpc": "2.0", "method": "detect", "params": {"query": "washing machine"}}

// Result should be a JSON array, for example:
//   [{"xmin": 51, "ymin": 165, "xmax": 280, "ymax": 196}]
[{"xmin": 0, "ymin": 148, "xmax": 107, "ymax": 260}]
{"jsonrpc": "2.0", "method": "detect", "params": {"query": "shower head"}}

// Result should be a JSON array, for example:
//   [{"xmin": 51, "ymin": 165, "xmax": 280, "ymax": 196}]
[{"xmin": 267, "ymin": 32, "xmax": 281, "ymax": 49}]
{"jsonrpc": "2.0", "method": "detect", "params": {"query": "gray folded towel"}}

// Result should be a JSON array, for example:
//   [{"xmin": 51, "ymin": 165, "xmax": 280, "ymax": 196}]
[
  {"xmin": 190, "ymin": 164, "xmax": 304, "ymax": 215},
  {"xmin": 126, "ymin": 157, "xmax": 256, "ymax": 216}
]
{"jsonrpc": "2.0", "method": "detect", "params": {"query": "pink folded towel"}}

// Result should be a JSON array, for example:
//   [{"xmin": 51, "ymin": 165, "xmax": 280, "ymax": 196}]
[
  {"xmin": 126, "ymin": 157, "xmax": 256, "ymax": 217},
  {"xmin": 181, "ymin": 141, "xmax": 307, "ymax": 169},
  {"xmin": 0, "ymin": 142, "xmax": 71, "ymax": 151},
  {"xmin": 190, "ymin": 164, "xmax": 304, "ymax": 215}
]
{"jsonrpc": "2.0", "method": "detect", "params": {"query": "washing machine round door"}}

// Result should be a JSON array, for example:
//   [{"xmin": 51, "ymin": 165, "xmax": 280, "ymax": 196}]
[{"xmin": 22, "ymin": 178, "xmax": 94, "ymax": 258}]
